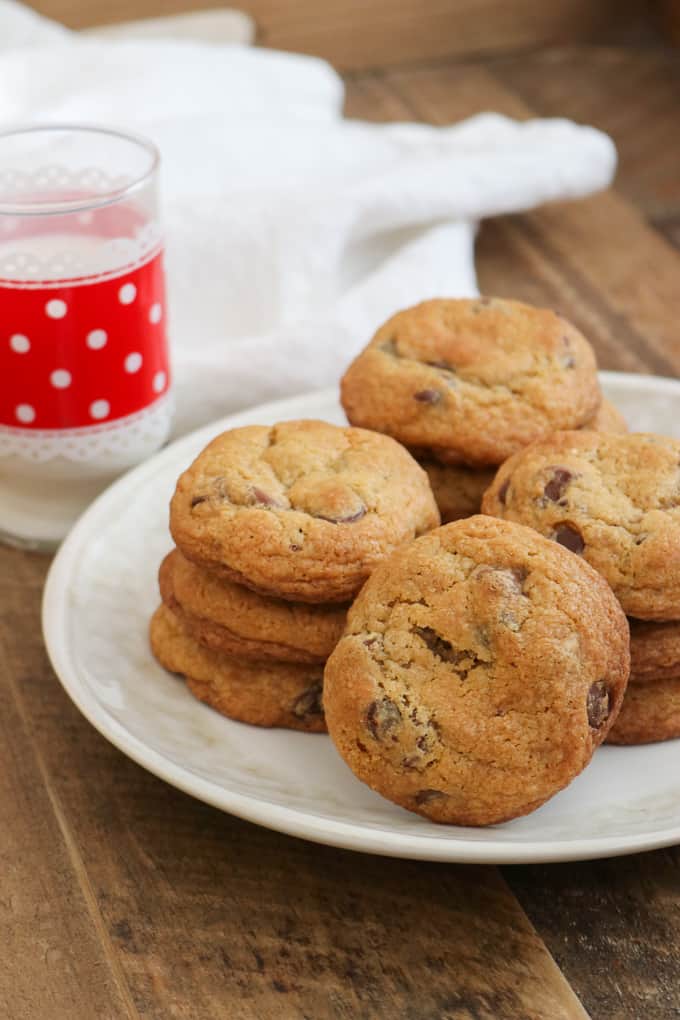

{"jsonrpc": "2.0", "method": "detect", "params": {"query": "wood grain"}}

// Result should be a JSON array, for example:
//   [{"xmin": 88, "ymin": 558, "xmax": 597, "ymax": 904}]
[
  {"xmin": 0, "ymin": 554, "xmax": 138, "ymax": 1020},
  {"xmin": 491, "ymin": 47, "xmax": 680, "ymax": 220},
  {"xmin": 1, "ymin": 550, "xmax": 587, "ymax": 1020},
  {"xmin": 506, "ymin": 853, "xmax": 680, "ymax": 1020},
  {"xmin": 28, "ymin": 0, "xmax": 647, "ymax": 71}
]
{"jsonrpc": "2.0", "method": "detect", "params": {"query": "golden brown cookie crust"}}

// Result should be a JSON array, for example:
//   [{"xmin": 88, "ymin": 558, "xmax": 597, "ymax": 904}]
[
  {"xmin": 340, "ymin": 298, "xmax": 601, "ymax": 467},
  {"xmin": 583, "ymin": 399, "xmax": 628, "ymax": 434},
  {"xmin": 606, "ymin": 677, "xmax": 680, "ymax": 745},
  {"xmin": 159, "ymin": 550, "xmax": 346, "ymax": 664},
  {"xmin": 417, "ymin": 399, "xmax": 627, "ymax": 526},
  {"xmin": 323, "ymin": 516, "xmax": 629, "ymax": 826},
  {"xmin": 170, "ymin": 419, "xmax": 440, "ymax": 604},
  {"xmin": 150, "ymin": 604, "xmax": 327, "ymax": 732},
  {"xmin": 629, "ymin": 619, "xmax": 680, "ymax": 682},
  {"xmin": 482, "ymin": 431, "xmax": 680, "ymax": 620},
  {"xmin": 418, "ymin": 461, "xmax": 494, "ymax": 524}
]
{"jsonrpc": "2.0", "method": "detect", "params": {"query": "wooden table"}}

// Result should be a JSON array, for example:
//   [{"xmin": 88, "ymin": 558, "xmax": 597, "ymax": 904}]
[{"xmin": 3, "ymin": 46, "xmax": 680, "ymax": 1020}]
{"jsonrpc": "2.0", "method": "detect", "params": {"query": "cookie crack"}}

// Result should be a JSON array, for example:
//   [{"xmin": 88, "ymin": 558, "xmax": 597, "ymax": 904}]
[{"xmin": 381, "ymin": 344, "xmax": 568, "ymax": 422}]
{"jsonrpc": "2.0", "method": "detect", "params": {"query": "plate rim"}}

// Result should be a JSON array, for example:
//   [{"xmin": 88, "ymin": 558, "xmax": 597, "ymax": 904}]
[{"xmin": 42, "ymin": 371, "xmax": 680, "ymax": 863}]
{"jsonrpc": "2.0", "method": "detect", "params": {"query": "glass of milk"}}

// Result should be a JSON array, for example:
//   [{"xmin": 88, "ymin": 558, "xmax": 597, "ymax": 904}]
[{"xmin": 0, "ymin": 125, "xmax": 171, "ymax": 550}]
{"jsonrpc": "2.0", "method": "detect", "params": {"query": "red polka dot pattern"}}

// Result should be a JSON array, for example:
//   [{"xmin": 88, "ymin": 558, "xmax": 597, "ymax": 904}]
[{"xmin": 1, "ymin": 251, "xmax": 170, "ymax": 429}]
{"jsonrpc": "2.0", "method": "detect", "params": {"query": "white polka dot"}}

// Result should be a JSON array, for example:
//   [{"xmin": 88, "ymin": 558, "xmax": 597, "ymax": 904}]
[
  {"xmin": 149, "ymin": 302, "xmax": 162, "ymax": 324},
  {"xmin": 152, "ymin": 370, "xmax": 167, "ymax": 394},
  {"xmin": 86, "ymin": 329, "xmax": 107, "ymax": 350},
  {"xmin": 9, "ymin": 334, "xmax": 30, "ymax": 353},
  {"xmin": 45, "ymin": 299, "xmax": 67, "ymax": 319},
  {"xmin": 124, "ymin": 352, "xmax": 143, "ymax": 374},
  {"xmin": 89, "ymin": 399, "xmax": 110, "ymax": 420},
  {"xmin": 118, "ymin": 283, "xmax": 136, "ymax": 305},
  {"xmin": 50, "ymin": 369, "xmax": 72, "ymax": 389},
  {"xmin": 77, "ymin": 211, "xmax": 94, "ymax": 225},
  {"xmin": 15, "ymin": 404, "xmax": 35, "ymax": 424}
]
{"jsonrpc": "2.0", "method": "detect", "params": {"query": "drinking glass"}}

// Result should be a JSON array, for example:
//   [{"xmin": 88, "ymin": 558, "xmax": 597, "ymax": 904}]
[{"xmin": 0, "ymin": 124, "xmax": 171, "ymax": 550}]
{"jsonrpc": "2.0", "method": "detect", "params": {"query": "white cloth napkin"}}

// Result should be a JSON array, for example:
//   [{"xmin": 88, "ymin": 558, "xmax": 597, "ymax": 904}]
[{"xmin": 0, "ymin": 3, "xmax": 617, "ymax": 436}]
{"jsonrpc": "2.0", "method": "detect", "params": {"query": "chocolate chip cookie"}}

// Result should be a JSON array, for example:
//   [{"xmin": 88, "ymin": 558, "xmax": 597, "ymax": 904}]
[
  {"xmin": 629, "ymin": 618, "xmax": 680, "ymax": 683},
  {"xmin": 419, "ymin": 461, "xmax": 495, "ymax": 524},
  {"xmin": 323, "ymin": 516, "xmax": 629, "ymax": 826},
  {"xmin": 482, "ymin": 432, "xmax": 680, "ymax": 620},
  {"xmin": 170, "ymin": 419, "xmax": 440, "ymax": 604},
  {"xmin": 606, "ymin": 678, "xmax": 680, "ymax": 745},
  {"xmin": 341, "ymin": 298, "xmax": 601, "ymax": 467},
  {"xmin": 150, "ymin": 604, "xmax": 327, "ymax": 732},
  {"xmin": 159, "ymin": 549, "xmax": 347, "ymax": 664},
  {"xmin": 419, "ymin": 399, "xmax": 627, "ymax": 525},
  {"xmin": 607, "ymin": 619, "xmax": 680, "ymax": 745},
  {"xmin": 584, "ymin": 398, "xmax": 628, "ymax": 435}
]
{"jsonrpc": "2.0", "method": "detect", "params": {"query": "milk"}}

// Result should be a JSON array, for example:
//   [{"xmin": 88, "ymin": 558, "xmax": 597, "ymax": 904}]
[{"xmin": 0, "ymin": 228, "xmax": 171, "ymax": 549}]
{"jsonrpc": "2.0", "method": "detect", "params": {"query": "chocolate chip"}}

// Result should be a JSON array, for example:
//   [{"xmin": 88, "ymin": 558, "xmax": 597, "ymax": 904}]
[
  {"xmin": 366, "ymin": 697, "xmax": 402, "ymax": 740},
  {"xmin": 250, "ymin": 487, "xmax": 283, "ymax": 508},
  {"xmin": 416, "ymin": 730, "xmax": 437, "ymax": 752},
  {"xmin": 427, "ymin": 359, "xmax": 454, "ymax": 372},
  {"xmin": 317, "ymin": 505, "xmax": 367, "ymax": 524},
  {"xmin": 414, "ymin": 389, "xmax": 442, "ymax": 404},
  {"xmin": 413, "ymin": 626, "xmax": 482, "ymax": 677},
  {"xmin": 190, "ymin": 495, "xmax": 207, "ymax": 508},
  {"xmin": 415, "ymin": 789, "xmax": 446, "ymax": 806},
  {"xmin": 553, "ymin": 523, "xmax": 585, "ymax": 554},
  {"xmin": 498, "ymin": 478, "xmax": 510, "ymax": 505},
  {"xmin": 544, "ymin": 468, "xmax": 574, "ymax": 502},
  {"xmin": 587, "ymin": 681, "xmax": 610, "ymax": 729},
  {"xmin": 510, "ymin": 565, "xmax": 529, "ymax": 587},
  {"xmin": 501, "ymin": 566, "xmax": 528, "ymax": 598},
  {"xmin": 290, "ymin": 544, "xmax": 301, "ymax": 552},
  {"xmin": 474, "ymin": 564, "xmax": 527, "ymax": 594},
  {"xmin": 292, "ymin": 682, "xmax": 324, "ymax": 719}
]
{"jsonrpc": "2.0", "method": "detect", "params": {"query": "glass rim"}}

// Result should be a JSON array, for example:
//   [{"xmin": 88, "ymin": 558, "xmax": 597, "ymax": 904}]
[{"xmin": 0, "ymin": 123, "xmax": 160, "ymax": 217}]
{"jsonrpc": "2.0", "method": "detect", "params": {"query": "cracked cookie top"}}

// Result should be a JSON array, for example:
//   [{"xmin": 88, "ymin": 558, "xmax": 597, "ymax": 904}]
[
  {"xmin": 169, "ymin": 419, "xmax": 440, "ymax": 603},
  {"xmin": 323, "ymin": 515, "xmax": 629, "ymax": 826},
  {"xmin": 482, "ymin": 431, "xmax": 680, "ymax": 620},
  {"xmin": 340, "ymin": 297, "xmax": 601, "ymax": 466}
]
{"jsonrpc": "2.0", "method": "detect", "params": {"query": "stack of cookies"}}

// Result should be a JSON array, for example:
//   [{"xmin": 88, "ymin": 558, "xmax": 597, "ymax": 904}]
[
  {"xmin": 340, "ymin": 297, "xmax": 627, "ymax": 522},
  {"xmin": 483, "ymin": 431, "xmax": 680, "ymax": 745},
  {"xmin": 150, "ymin": 419, "xmax": 440, "ymax": 731}
]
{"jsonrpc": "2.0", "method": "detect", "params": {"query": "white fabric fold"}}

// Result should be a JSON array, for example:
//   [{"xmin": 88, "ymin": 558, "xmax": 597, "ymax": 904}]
[{"xmin": 0, "ymin": 4, "xmax": 617, "ymax": 435}]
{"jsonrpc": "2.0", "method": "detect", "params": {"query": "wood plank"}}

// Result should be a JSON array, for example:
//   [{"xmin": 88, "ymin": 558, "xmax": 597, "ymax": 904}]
[
  {"xmin": 506, "ymin": 854, "xmax": 680, "ymax": 1020},
  {"xmin": 0, "ymin": 553, "xmax": 138, "ymax": 1020},
  {"xmin": 28, "ymin": 0, "xmax": 646, "ymax": 71},
  {"xmin": 491, "ymin": 47, "xmax": 680, "ymax": 221},
  {"xmin": 3, "ymin": 543, "xmax": 589, "ymax": 1019}
]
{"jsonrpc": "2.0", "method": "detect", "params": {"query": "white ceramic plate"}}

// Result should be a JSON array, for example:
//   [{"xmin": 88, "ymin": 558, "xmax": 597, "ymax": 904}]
[{"xmin": 43, "ymin": 373, "xmax": 680, "ymax": 863}]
